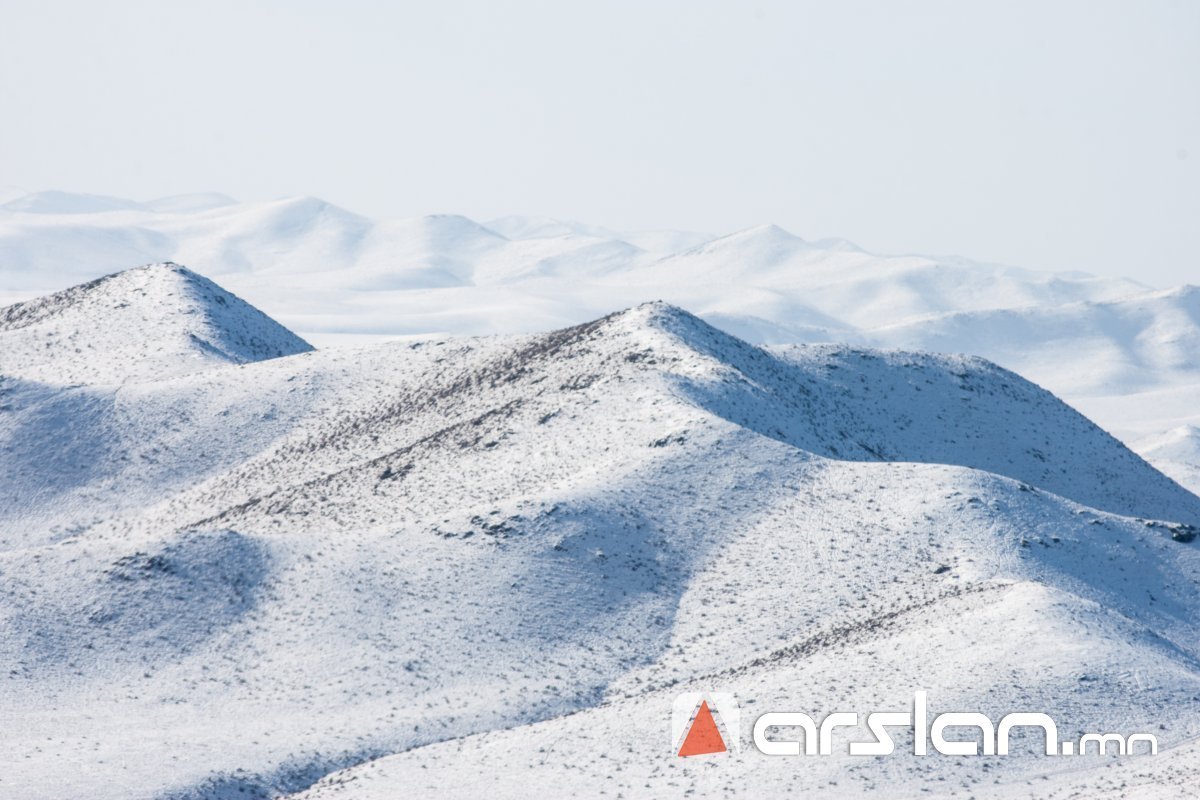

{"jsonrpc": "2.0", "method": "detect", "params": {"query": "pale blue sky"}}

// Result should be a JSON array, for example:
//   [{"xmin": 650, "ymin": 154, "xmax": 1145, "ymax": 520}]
[{"xmin": 1, "ymin": 0, "xmax": 1196, "ymax": 285}]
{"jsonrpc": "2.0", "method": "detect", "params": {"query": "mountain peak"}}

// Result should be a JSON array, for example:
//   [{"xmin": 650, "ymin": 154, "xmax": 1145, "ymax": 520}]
[
  {"xmin": 617, "ymin": 298, "xmax": 694, "ymax": 320},
  {"xmin": 597, "ymin": 300, "xmax": 727, "ymax": 345},
  {"xmin": 0, "ymin": 262, "xmax": 312, "ymax": 385},
  {"xmin": 725, "ymin": 222, "xmax": 805, "ymax": 245},
  {"xmin": 745, "ymin": 222, "xmax": 797, "ymax": 237}
]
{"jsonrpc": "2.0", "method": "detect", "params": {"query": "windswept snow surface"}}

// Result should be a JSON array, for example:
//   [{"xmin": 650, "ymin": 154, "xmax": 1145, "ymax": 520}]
[
  {"xmin": 1, "ymin": 269, "xmax": 1199, "ymax": 798},
  {"xmin": 1, "ymin": 192, "xmax": 1195, "ymax": 492}
]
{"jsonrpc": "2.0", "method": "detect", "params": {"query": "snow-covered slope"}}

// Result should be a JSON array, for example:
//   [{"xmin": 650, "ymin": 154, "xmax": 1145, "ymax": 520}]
[
  {"xmin": 1137, "ymin": 425, "xmax": 1200, "ymax": 500},
  {"xmin": 2, "ymin": 191, "xmax": 1196, "ymax": 489},
  {"xmin": 623, "ymin": 224, "xmax": 1148, "ymax": 328},
  {"xmin": 0, "ymin": 262, "xmax": 312, "ymax": 384},
  {"xmin": 2, "ymin": 269, "xmax": 1198, "ymax": 799},
  {"xmin": 871, "ymin": 284, "xmax": 1200, "ymax": 397},
  {"xmin": 864, "ymin": 285, "xmax": 1200, "ymax": 495}
]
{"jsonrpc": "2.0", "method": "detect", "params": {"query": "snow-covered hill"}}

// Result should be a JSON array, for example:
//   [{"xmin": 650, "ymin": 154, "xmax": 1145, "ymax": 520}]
[
  {"xmin": 871, "ymin": 284, "xmax": 1200, "ymax": 397},
  {"xmin": 863, "ymin": 285, "xmax": 1200, "ymax": 495},
  {"xmin": 1, "ymin": 268, "xmax": 1198, "ymax": 799},
  {"xmin": 622, "ymin": 222, "xmax": 1148, "ymax": 328},
  {"xmin": 0, "ymin": 262, "xmax": 312, "ymax": 384},
  {"xmin": 1, "ymin": 194, "xmax": 1191, "ymax": 484},
  {"xmin": 1138, "ymin": 425, "xmax": 1200, "ymax": 500}
]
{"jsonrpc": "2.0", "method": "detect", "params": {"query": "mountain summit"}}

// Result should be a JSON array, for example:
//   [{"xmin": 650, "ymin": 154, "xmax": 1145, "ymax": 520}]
[{"xmin": 0, "ymin": 262, "xmax": 312, "ymax": 384}]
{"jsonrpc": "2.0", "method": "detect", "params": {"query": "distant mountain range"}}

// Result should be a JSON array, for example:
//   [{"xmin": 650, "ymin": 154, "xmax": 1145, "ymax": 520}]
[{"xmin": 1, "ymin": 265, "xmax": 1198, "ymax": 798}]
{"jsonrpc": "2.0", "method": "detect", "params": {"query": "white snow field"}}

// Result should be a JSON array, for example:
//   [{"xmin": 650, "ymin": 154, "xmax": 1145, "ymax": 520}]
[
  {"xmin": 1, "ymin": 265, "xmax": 1199, "ymax": 798},
  {"xmin": 1, "ymin": 191, "xmax": 1196, "ymax": 493}
]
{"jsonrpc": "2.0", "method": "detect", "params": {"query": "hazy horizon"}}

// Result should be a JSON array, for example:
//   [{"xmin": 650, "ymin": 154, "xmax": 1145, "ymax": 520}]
[{"xmin": 2, "ymin": 0, "xmax": 1197, "ymax": 285}]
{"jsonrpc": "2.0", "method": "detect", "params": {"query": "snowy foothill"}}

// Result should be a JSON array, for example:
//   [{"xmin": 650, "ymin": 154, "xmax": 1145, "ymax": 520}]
[{"xmin": 1, "ymin": 260, "xmax": 1199, "ymax": 797}]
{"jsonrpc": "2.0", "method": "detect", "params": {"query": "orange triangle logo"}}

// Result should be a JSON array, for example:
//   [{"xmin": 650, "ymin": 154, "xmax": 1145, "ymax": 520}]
[{"xmin": 677, "ymin": 700, "xmax": 728, "ymax": 757}]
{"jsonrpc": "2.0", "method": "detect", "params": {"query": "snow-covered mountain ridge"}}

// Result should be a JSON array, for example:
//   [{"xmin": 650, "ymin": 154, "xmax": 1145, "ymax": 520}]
[
  {"xmin": 2, "ymin": 191, "xmax": 1195, "ymax": 495},
  {"xmin": 2, "ymin": 267, "xmax": 1199, "ymax": 798}
]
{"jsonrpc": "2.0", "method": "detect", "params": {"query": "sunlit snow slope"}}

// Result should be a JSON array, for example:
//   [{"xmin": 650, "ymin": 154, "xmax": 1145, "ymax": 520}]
[{"xmin": 1, "ymin": 268, "xmax": 1198, "ymax": 799}]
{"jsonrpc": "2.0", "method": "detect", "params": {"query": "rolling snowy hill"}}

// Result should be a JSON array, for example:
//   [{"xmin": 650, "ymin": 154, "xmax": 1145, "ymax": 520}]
[
  {"xmin": 2, "ymin": 191, "xmax": 1196, "ymax": 498},
  {"xmin": 1, "ymin": 268, "xmax": 1198, "ymax": 798}
]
